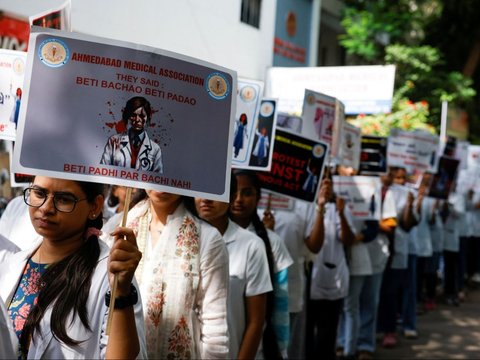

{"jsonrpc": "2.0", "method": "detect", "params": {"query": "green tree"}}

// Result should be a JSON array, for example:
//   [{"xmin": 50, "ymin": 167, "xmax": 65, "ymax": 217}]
[{"xmin": 340, "ymin": 0, "xmax": 478, "ymax": 139}]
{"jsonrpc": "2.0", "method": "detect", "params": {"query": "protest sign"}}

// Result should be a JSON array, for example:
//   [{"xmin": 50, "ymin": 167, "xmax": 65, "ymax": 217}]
[
  {"xmin": 240, "ymin": 98, "xmax": 277, "ymax": 171},
  {"xmin": 256, "ymin": 128, "xmax": 328, "ymax": 202},
  {"xmin": 276, "ymin": 112, "xmax": 303, "ymax": 134},
  {"xmin": 359, "ymin": 135, "xmax": 388, "ymax": 175},
  {"xmin": 300, "ymin": 89, "xmax": 342, "ymax": 157},
  {"xmin": 0, "ymin": 49, "xmax": 26, "ymax": 140},
  {"xmin": 0, "ymin": 12, "xmax": 30, "ymax": 51},
  {"xmin": 257, "ymin": 192, "xmax": 295, "ymax": 211},
  {"xmin": 332, "ymin": 175, "xmax": 382, "ymax": 220},
  {"xmin": 12, "ymin": 27, "xmax": 236, "ymax": 201},
  {"xmin": 265, "ymin": 65, "xmax": 396, "ymax": 115},
  {"xmin": 337, "ymin": 121, "xmax": 361, "ymax": 171},
  {"xmin": 387, "ymin": 129, "xmax": 439, "ymax": 175},
  {"xmin": 455, "ymin": 140, "xmax": 469, "ymax": 170},
  {"xmin": 427, "ymin": 156, "xmax": 460, "ymax": 200},
  {"xmin": 29, "ymin": 0, "xmax": 71, "ymax": 32},
  {"xmin": 231, "ymin": 77, "xmax": 264, "ymax": 166},
  {"xmin": 0, "ymin": 1, "xmax": 71, "ymax": 52}
]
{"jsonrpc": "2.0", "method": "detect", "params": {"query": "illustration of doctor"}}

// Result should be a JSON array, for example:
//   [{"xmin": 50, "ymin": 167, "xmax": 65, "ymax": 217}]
[{"xmin": 100, "ymin": 96, "xmax": 163, "ymax": 173}]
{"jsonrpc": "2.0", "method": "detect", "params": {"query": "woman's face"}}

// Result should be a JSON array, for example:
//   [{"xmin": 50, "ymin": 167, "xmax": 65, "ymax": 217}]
[
  {"xmin": 230, "ymin": 174, "xmax": 258, "ymax": 223},
  {"xmin": 393, "ymin": 168, "xmax": 407, "ymax": 185},
  {"xmin": 28, "ymin": 177, "xmax": 101, "ymax": 243},
  {"xmin": 130, "ymin": 106, "xmax": 148, "ymax": 131},
  {"xmin": 147, "ymin": 191, "xmax": 182, "ymax": 214},
  {"xmin": 195, "ymin": 198, "xmax": 229, "ymax": 222}
]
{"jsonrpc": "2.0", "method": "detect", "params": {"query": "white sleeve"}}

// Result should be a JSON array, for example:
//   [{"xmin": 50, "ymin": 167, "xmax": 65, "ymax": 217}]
[
  {"xmin": 0, "ymin": 299, "xmax": 16, "ymax": 360},
  {"xmin": 245, "ymin": 238, "xmax": 273, "ymax": 296},
  {"xmin": 267, "ymin": 229, "xmax": 294, "ymax": 273},
  {"xmin": 382, "ymin": 189, "xmax": 397, "ymax": 219},
  {"xmin": 196, "ymin": 227, "xmax": 229, "ymax": 359}
]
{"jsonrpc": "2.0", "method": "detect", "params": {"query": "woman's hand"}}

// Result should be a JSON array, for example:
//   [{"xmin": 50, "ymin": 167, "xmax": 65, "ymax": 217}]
[
  {"xmin": 262, "ymin": 210, "xmax": 275, "ymax": 230},
  {"xmin": 108, "ymin": 227, "xmax": 142, "ymax": 296}
]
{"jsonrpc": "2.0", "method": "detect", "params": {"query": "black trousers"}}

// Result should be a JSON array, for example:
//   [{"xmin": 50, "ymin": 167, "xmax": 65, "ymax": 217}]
[
  {"xmin": 443, "ymin": 250, "xmax": 459, "ymax": 297},
  {"xmin": 306, "ymin": 298, "xmax": 343, "ymax": 360}
]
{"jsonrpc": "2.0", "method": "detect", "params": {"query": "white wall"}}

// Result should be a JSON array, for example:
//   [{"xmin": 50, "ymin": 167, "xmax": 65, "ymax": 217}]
[{"xmin": 0, "ymin": 0, "xmax": 277, "ymax": 80}]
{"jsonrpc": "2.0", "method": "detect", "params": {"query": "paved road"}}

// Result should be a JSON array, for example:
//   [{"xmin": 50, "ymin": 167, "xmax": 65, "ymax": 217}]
[{"xmin": 375, "ymin": 287, "xmax": 480, "ymax": 359}]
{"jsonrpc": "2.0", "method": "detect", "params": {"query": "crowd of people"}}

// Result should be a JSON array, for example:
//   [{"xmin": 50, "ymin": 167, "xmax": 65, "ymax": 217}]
[{"xmin": 0, "ymin": 162, "xmax": 479, "ymax": 359}]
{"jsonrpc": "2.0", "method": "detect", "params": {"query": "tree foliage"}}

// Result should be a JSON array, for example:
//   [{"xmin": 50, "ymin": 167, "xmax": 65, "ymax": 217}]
[{"xmin": 339, "ymin": 0, "xmax": 478, "ymax": 139}]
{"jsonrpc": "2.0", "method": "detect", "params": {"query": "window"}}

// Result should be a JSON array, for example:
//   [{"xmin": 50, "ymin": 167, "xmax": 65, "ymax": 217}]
[{"xmin": 240, "ymin": 0, "xmax": 262, "ymax": 28}]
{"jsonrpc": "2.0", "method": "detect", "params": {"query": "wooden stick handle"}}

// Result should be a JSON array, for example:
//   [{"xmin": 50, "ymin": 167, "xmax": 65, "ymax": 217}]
[{"xmin": 106, "ymin": 187, "xmax": 133, "ymax": 335}]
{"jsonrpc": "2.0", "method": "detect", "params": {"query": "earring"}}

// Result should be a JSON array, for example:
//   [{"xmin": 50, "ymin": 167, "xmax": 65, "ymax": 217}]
[{"xmin": 90, "ymin": 213, "xmax": 96, "ymax": 220}]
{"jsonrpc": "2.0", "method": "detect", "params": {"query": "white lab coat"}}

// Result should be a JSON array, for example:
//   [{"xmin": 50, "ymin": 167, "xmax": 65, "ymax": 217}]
[
  {"xmin": 100, "ymin": 132, "xmax": 163, "ymax": 173},
  {"xmin": 0, "ymin": 241, "xmax": 147, "ymax": 359}
]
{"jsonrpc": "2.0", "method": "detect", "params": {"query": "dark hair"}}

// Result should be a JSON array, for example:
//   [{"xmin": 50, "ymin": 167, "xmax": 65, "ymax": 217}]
[
  {"xmin": 122, "ymin": 96, "xmax": 152, "ymax": 125},
  {"xmin": 21, "ymin": 180, "xmax": 106, "ymax": 353},
  {"xmin": 231, "ymin": 169, "xmax": 281, "ymax": 359},
  {"xmin": 239, "ymin": 113, "xmax": 248, "ymax": 125},
  {"xmin": 106, "ymin": 185, "xmax": 120, "ymax": 208}
]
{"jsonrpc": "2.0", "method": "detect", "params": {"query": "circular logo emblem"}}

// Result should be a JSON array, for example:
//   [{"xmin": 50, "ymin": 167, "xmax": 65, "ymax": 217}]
[
  {"xmin": 306, "ymin": 93, "xmax": 315, "ymax": 106},
  {"xmin": 12, "ymin": 57, "xmax": 25, "ymax": 75},
  {"xmin": 286, "ymin": 11, "xmax": 297, "ymax": 37},
  {"xmin": 312, "ymin": 144, "xmax": 325, "ymax": 158},
  {"xmin": 206, "ymin": 72, "xmax": 230, "ymax": 100},
  {"xmin": 38, "ymin": 38, "xmax": 70, "ymax": 67},
  {"xmin": 260, "ymin": 101, "xmax": 274, "ymax": 117},
  {"xmin": 240, "ymin": 85, "xmax": 256, "ymax": 102}
]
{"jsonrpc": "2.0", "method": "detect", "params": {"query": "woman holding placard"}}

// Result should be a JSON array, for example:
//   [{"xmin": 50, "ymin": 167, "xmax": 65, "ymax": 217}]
[
  {"xmin": 230, "ymin": 169, "xmax": 293, "ymax": 359},
  {"xmin": 194, "ymin": 174, "xmax": 272, "ymax": 359},
  {"xmin": 0, "ymin": 176, "xmax": 146, "ymax": 359},
  {"xmin": 102, "ymin": 190, "xmax": 230, "ymax": 359}
]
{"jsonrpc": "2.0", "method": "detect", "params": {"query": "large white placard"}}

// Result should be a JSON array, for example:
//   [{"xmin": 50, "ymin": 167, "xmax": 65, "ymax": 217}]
[{"xmin": 266, "ymin": 65, "xmax": 396, "ymax": 115}]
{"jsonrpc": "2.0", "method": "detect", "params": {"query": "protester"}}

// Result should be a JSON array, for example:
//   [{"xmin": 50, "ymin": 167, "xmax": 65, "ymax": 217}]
[
  {"xmin": 443, "ymin": 188, "xmax": 463, "ymax": 306},
  {"xmin": 306, "ymin": 177, "xmax": 355, "ymax": 359},
  {"xmin": 0, "ymin": 176, "xmax": 146, "ymax": 359},
  {"xmin": 103, "ymin": 185, "xmax": 137, "ymax": 221},
  {"xmin": 337, "ymin": 166, "xmax": 396, "ymax": 360},
  {"xmin": 414, "ymin": 177, "xmax": 434, "ymax": 312},
  {"xmin": 194, "ymin": 175, "xmax": 272, "ymax": 359},
  {"xmin": 465, "ymin": 188, "xmax": 480, "ymax": 283},
  {"xmin": 231, "ymin": 169, "xmax": 293, "ymax": 359},
  {"xmin": 260, "ymin": 197, "xmax": 309, "ymax": 359},
  {"xmin": 394, "ymin": 167, "xmax": 420, "ymax": 340},
  {"xmin": 261, "ymin": 181, "xmax": 334, "ymax": 359},
  {"xmin": 377, "ymin": 167, "xmax": 416, "ymax": 348},
  {"xmin": 102, "ymin": 190, "xmax": 229, "ymax": 359}
]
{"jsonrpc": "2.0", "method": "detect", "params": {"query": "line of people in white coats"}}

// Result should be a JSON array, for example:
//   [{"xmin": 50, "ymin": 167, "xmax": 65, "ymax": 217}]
[{"xmin": 0, "ymin": 164, "xmax": 478, "ymax": 359}]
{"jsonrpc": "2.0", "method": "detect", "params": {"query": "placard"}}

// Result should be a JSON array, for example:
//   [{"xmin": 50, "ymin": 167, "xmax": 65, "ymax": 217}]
[
  {"xmin": 427, "ymin": 156, "xmax": 460, "ymax": 200},
  {"xmin": 231, "ymin": 77, "xmax": 264, "ymax": 166},
  {"xmin": 256, "ymin": 128, "xmax": 328, "ymax": 202},
  {"xmin": 337, "ymin": 121, "xmax": 361, "ymax": 171},
  {"xmin": 0, "ymin": 49, "xmax": 27, "ymax": 141},
  {"xmin": 300, "ymin": 89, "xmax": 342, "ymax": 155},
  {"xmin": 245, "ymin": 99, "xmax": 277, "ymax": 171},
  {"xmin": 333, "ymin": 175, "xmax": 382, "ymax": 220},
  {"xmin": 387, "ymin": 129, "xmax": 439, "ymax": 174},
  {"xmin": 265, "ymin": 65, "xmax": 396, "ymax": 115},
  {"xmin": 12, "ymin": 27, "xmax": 236, "ymax": 201},
  {"xmin": 359, "ymin": 135, "xmax": 388, "ymax": 175}
]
